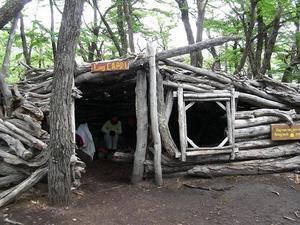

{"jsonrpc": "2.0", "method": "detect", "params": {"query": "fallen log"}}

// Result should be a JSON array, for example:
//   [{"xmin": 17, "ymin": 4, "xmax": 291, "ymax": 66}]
[
  {"xmin": 188, "ymin": 155, "xmax": 300, "ymax": 177},
  {"xmin": 0, "ymin": 167, "xmax": 48, "ymax": 208},
  {"xmin": 235, "ymin": 116, "xmax": 284, "ymax": 128}
]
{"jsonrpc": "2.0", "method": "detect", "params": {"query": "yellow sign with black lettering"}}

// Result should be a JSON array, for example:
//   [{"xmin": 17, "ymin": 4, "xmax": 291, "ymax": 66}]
[
  {"xmin": 271, "ymin": 124, "xmax": 300, "ymax": 141},
  {"xmin": 91, "ymin": 60, "xmax": 129, "ymax": 72}
]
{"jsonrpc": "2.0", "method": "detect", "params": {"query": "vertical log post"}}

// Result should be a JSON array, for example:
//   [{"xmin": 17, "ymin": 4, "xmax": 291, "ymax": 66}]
[
  {"xmin": 226, "ymin": 99, "xmax": 234, "ymax": 159},
  {"xmin": 165, "ymin": 90, "xmax": 174, "ymax": 123},
  {"xmin": 147, "ymin": 43, "xmax": 162, "ymax": 186},
  {"xmin": 230, "ymin": 87, "xmax": 238, "ymax": 159},
  {"xmin": 132, "ymin": 70, "xmax": 148, "ymax": 184},
  {"xmin": 178, "ymin": 87, "xmax": 187, "ymax": 161}
]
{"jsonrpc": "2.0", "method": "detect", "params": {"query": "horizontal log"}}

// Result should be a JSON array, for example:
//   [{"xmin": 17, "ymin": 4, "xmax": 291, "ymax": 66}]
[
  {"xmin": 188, "ymin": 155, "xmax": 300, "ymax": 177},
  {"xmin": 156, "ymin": 36, "xmax": 239, "ymax": 60},
  {"xmin": 2, "ymin": 120, "xmax": 47, "ymax": 150},
  {"xmin": 163, "ymin": 59, "xmax": 286, "ymax": 105},
  {"xmin": 236, "ymin": 139, "xmax": 284, "ymax": 149},
  {"xmin": 186, "ymin": 149, "xmax": 233, "ymax": 156},
  {"xmin": 235, "ymin": 125, "xmax": 271, "ymax": 139},
  {"xmin": 235, "ymin": 109, "xmax": 296, "ymax": 123},
  {"xmin": 238, "ymin": 93, "xmax": 288, "ymax": 109},
  {"xmin": 235, "ymin": 116, "xmax": 282, "ymax": 128},
  {"xmin": 144, "ymin": 143, "xmax": 300, "ymax": 174},
  {"xmin": 163, "ymin": 80, "xmax": 207, "ymax": 93}
]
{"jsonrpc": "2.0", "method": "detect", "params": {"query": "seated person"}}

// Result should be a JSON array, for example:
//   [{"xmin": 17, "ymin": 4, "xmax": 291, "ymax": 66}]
[{"xmin": 101, "ymin": 116, "xmax": 122, "ymax": 154}]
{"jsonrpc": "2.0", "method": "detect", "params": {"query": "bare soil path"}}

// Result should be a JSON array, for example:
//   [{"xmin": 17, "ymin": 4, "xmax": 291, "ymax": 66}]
[{"xmin": 1, "ymin": 160, "xmax": 300, "ymax": 225}]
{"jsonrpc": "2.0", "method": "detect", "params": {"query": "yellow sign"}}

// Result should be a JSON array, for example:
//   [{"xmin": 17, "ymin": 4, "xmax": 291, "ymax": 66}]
[
  {"xmin": 271, "ymin": 124, "xmax": 300, "ymax": 141},
  {"xmin": 91, "ymin": 60, "xmax": 129, "ymax": 73}
]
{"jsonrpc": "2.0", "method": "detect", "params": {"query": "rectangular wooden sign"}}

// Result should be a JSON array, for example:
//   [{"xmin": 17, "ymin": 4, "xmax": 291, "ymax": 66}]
[
  {"xmin": 271, "ymin": 124, "xmax": 300, "ymax": 141},
  {"xmin": 91, "ymin": 59, "xmax": 129, "ymax": 73}
]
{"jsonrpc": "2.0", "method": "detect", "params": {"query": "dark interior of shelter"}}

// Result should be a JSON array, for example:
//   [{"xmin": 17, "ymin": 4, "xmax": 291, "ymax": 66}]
[
  {"xmin": 75, "ymin": 76, "xmax": 228, "ymax": 181},
  {"xmin": 168, "ymin": 101, "xmax": 227, "ymax": 148}
]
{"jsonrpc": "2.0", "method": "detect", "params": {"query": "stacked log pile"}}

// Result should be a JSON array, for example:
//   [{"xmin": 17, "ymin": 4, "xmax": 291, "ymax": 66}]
[
  {"xmin": 144, "ymin": 58, "xmax": 300, "ymax": 178},
  {"xmin": 0, "ymin": 68, "xmax": 88, "ymax": 207}
]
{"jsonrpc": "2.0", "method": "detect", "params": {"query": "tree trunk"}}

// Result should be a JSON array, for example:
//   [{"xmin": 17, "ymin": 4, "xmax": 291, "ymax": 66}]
[
  {"xmin": 20, "ymin": 14, "xmax": 31, "ymax": 66},
  {"xmin": 175, "ymin": 0, "xmax": 198, "ymax": 66},
  {"xmin": 49, "ymin": 0, "xmax": 57, "ymax": 61},
  {"xmin": 116, "ymin": 0, "xmax": 128, "ymax": 56},
  {"xmin": 48, "ymin": 0, "xmax": 84, "ymax": 206},
  {"xmin": 258, "ymin": 7, "xmax": 282, "ymax": 76},
  {"xmin": 195, "ymin": 0, "xmax": 207, "ymax": 67},
  {"xmin": 123, "ymin": 0, "xmax": 135, "ymax": 53},
  {"xmin": 0, "ymin": 0, "xmax": 31, "ymax": 30},
  {"xmin": 0, "ymin": 14, "xmax": 20, "ymax": 117}
]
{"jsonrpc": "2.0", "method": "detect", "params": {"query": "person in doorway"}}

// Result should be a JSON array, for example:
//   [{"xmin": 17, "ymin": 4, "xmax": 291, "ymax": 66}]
[{"xmin": 101, "ymin": 116, "xmax": 122, "ymax": 157}]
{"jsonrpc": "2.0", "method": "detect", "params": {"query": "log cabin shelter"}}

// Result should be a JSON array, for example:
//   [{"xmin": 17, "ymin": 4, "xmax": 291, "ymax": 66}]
[
  {"xmin": 73, "ymin": 47, "xmax": 300, "ymax": 183},
  {"xmin": 75, "ymin": 59, "xmax": 238, "ymax": 163},
  {"xmin": 1, "ymin": 38, "xmax": 300, "ymax": 207}
]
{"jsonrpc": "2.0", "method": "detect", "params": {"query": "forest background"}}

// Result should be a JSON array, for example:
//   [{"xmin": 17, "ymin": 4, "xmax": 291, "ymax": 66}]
[{"xmin": 0, "ymin": 0, "xmax": 299, "ymax": 83}]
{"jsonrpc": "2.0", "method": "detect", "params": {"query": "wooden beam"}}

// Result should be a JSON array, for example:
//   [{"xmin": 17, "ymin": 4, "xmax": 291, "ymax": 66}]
[
  {"xmin": 178, "ymin": 87, "xmax": 187, "ymax": 161},
  {"xmin": 132, "ymin": 70, "xmax": 148, "ymax": 184},
  {"xmin": 147, "ymin": 43, "xmax": 162, "ymax": 186}
]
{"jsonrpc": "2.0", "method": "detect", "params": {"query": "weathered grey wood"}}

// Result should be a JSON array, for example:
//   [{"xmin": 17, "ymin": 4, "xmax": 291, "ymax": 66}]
[
  {"xmin": 186, "ymin": 149, "xmax": 233, "ymax": 156},
  {"xmin": 235, "ymin": 109, "xmax": 296, "ymax": 124},
  {"xmin": 238, "ymin": 92, "xmax": 288, "ymax": 109},
  {"xmin": 183, "ymin": 92, "xmax": 231, "ymax": 99},
  {"xmin": 163, "ymin": 80, "xmax": 208, "ymax": 93},
  {"xmin": 6, "ymin": 118, "xmax": 43, "ymax": 138},
  {"xmin": 163, "ymin": 59, "xmax": 288, "ymax": 105},
  {"xmin": 188, "ymin": 155, "xmax": 300, "ymax": 177},
  {"xmin": 156, "ymin": 36, "xmax": 239, "ymax": 60},
  {"xmin": 0, "ymin": 133, "xmax": 32, "ymax": 160},
  {"xmin": 165, "ymin": 89, "xmax": 174, "ymax": 123},
  {"xmin": 147, "ymin": 44, "xmax": 162, "ymax": 186},
  {"xmin": 178, "ymin": 87, "xmax": 187, "ymax": 161},
  {"xmin": 236, "ymin": 139, "xmax": 284, "ymax": 149},
  {"xmin": 146, "ymin": 143, "xmax": 300, "ymax": 174},
  {"xmin": 0, "ymin": 174, "xmax": 26, "ymax": 188},
  {"xmin": 226, "ymin": 100, "xmax": 234, "ymax": 157},
  {"xmin": 230, "ymin": 88, "xmax": 238, "ymax": 158},
  {"xmin": 235, "ymin": 116, "xmax": 286, "ymax": 128},
  {"xmin": 235, "ymin": 125, "xmax": 271, "ymax": 139},
  {"xmin": 0, "ymin": 167, "xmax": 47, "ymax": 208},
  {"xmin": 157, "ymin": 71, "xmax": 181, "ymax": 158},
  {"xmin": 2, "ymin": 120, "xmax": 47, "ymax": 150},
  {"xmin": 132, "ymin": 70, "xmax": 148, "ymax": 184}
]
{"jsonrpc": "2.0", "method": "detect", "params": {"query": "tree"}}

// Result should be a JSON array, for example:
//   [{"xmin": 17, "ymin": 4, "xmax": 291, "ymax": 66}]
[
  {"xmin": 48, "ymin": 0, "xmax": 84, "ymax": 206},
  {"xmin": 0, "ymin": 0, "xmax": 31, "ymax": 30}
]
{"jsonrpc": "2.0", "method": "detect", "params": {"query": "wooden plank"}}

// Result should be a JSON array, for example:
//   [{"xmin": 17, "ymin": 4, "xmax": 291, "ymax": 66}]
[
  {"xmin": 230, "ymin": 88, "xmax": 238, "ymax": 158},
  {"xmin": 178, "ymin": 87, "xmax": 187, "ymax": 161},
  {"xmin": 91, "ymin": 59, "xmax": 129, "ymax": 72},
  {"xmin": 271, "ymin": 124, "xmax": 300, "ymax": 141},
  {"xmin": 216, "ymin": 101, "xmax": 226, "ymax": 111},
  {"xmin": 218, "ymin": 137, "xmax": 229, "ymax": 147}
]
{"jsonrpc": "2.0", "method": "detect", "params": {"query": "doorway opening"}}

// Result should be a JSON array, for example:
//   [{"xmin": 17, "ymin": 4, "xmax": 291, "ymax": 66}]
[{"xmin": 75, "ymin": 78, "xmax": 137, "ymax": 183}]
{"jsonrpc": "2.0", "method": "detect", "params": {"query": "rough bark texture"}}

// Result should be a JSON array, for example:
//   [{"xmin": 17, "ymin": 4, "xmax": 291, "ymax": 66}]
[
  {"xmin": 175, "ymin": 0, "xmax": 198, "ymax": 66},
  {"xmin": 131, "ymin": 70, "xmax": 148, "ymax": 184},
  {"xmin": 0, "ymin": 15, "xmax": 20, "ymax": 117},
  {"xmin": 0, "ymin": 0, "xmax": 31, "ymax": 30},
  {"xmin": 48, "ymin": 0, "xmax": 84, "ymax": 206}
]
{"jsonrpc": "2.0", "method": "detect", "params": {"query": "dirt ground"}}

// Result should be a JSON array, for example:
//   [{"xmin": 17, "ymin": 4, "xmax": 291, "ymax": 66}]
[{"xmin": 1, "ymin": 160, "xmax": 300, "ymax": 225}]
